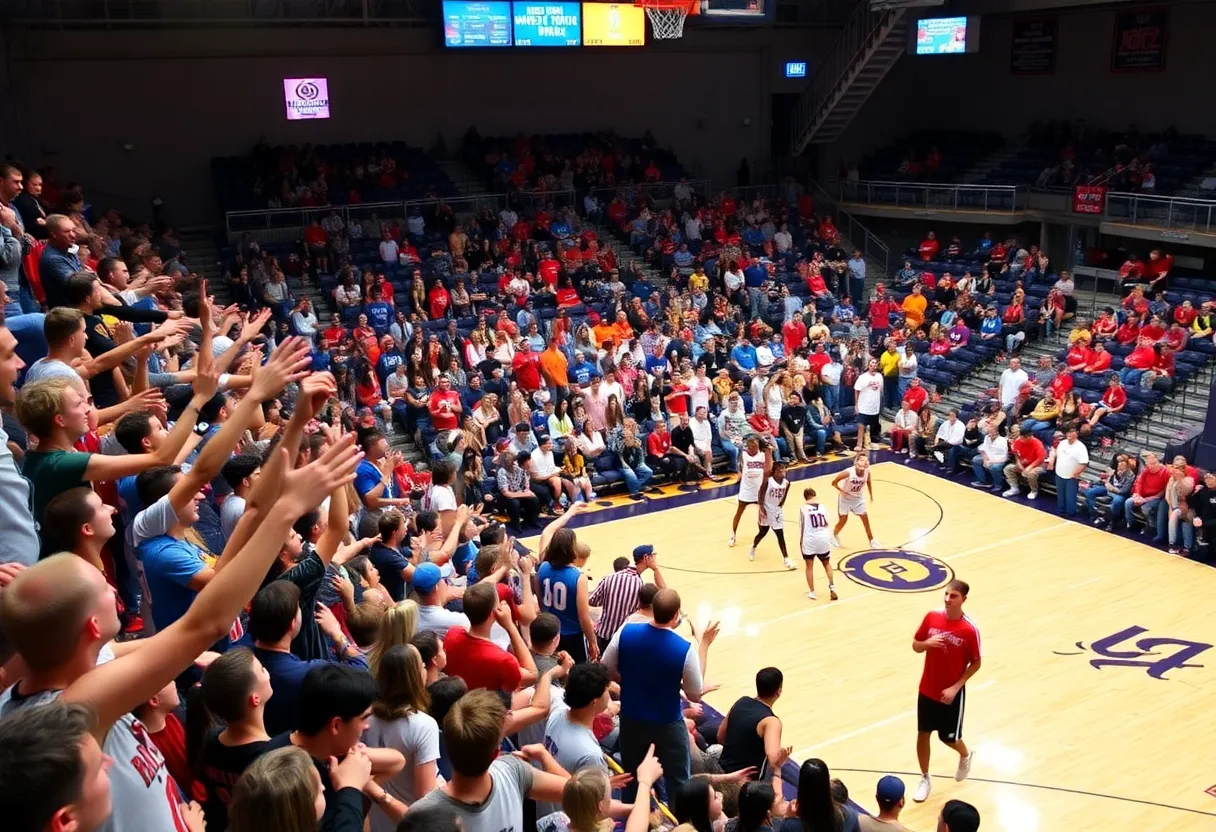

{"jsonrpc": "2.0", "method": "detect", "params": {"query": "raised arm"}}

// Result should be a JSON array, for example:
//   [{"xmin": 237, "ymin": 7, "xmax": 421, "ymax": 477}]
[
  {"xmin": 66, "ymin": 437, "xmax": 363, "ymax": 734},
  {"xmin": 537, "ymin": 500, "xmax": 590, "ymax": 560}
]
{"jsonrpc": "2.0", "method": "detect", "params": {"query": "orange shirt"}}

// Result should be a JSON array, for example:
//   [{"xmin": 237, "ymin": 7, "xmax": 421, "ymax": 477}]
[
  {"xmin": 902, "ymin": 294, "xmax": 927, "ymax": 328},
  {"xmin": 592, "ymin": 322, "xmax": 617, "ymax": 347},
  {"xmin": 539, "ymin": 348, "xmax": 569, "ymax": 388}
]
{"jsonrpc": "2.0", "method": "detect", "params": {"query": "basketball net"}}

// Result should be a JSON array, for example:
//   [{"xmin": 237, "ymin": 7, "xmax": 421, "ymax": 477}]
[{"xmin": 643, "ymin": 4, "xmax": 688, "ymax": 38}]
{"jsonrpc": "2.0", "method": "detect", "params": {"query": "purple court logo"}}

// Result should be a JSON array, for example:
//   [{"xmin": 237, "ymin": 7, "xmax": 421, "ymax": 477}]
[
  {"xmin": 1054, "ymin": 625, "xmax": 1211, "ymax": 680},
  {"xmin": 838, "ymin": 549, "xmax": 953, "ymax": 593},
  {"xmin": 283, "ymin": 77, "xmax": 330, "ymax": 121}
]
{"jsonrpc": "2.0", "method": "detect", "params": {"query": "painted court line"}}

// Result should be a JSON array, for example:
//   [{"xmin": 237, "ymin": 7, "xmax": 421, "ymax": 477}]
[
  {"xmin": 758, "ymin": 522, "xmax": 1071, "ymax": 631},
  {"xmin": 792, "ymin": 679, "xmax": 998, "ymax": 760}
]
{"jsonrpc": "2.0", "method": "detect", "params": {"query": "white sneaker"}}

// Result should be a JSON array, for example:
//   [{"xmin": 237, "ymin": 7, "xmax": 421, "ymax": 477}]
[
  {"xmin": 869, "ymin": 539, "xmax": 881, "ymax": 548},
  {"xmin": 830, "ymin": 534, "xmax": 842, "ymax": 548},
  {"xmin": 728, "ymin": 533, "xmax": 736, "ymax": 547},
  {"xmin": 807, "ymin": 590, "xmax": 818, "ymax": 600},
  {"xmin": 1027, "ymin": 490, "xmax": 1039, "ymax": 500},
  {"xmin": 783, "ymin": 558, "xmax": 795, "ymax": 570},
  {"xmin": 912, "ymin": 775, "xmax": 932, "ymax": 803},
  {"xmin": 1002, "ymin": 487, "xmax": 1020, "ymax": 497},
  {"xmin": 829, "ymin": 584, "xmax": 839, "ymax": 600},
  {"xmin": 955, "ymin": 751, "xmax": 974, "ymax": 782},
  {"xmin": 748, "ymin": 548, "xmax": 756, "ymax": 561}
]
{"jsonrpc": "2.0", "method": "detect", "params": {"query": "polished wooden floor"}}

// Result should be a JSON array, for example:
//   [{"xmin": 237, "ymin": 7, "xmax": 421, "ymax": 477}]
[{"xmin": 527, "ymin": 462, "xmax": 1216, "ymax": 831}]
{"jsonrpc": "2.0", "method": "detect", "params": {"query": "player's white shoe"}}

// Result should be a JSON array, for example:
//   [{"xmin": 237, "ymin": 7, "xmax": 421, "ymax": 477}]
[
  {"xmin": 912, "ymin": 775, "xmax": 932, "ymax": 802},
  {"xmin": 748, "ymin": 548, "xmax": 756, "ymax": 561},
  {"xmin": 869, "ymin": 539, "xmax": 881, "ymax": 548},
  {"xmin": 829, "ymin": 584, "xmax": 839, "ymax": 600},
  {"xmin": 807, "ymin": 591, "xmax": 817, "ymax": 600},
  {"xmin": 783, "ymin": 558, "xmax": 795, "ymax": 570},
  {"xmin": 728, "ymin": 533, "xmax": 736, "ymax": 547},
  {"xmin": 1027, "ymin": 490, "xmax": 1039, "ymax": 500},
  {"xmin": 955, "ymin": 751, "xmax": 974, "ymax": 781},
  {"xmin": 830, "ymin": 534, "xmax": 842, "ymax": 548}
]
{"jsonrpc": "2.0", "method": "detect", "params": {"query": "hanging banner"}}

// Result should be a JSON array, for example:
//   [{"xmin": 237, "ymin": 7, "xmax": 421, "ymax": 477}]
[
  {"xmin": 1111, "ymin": 9, "xmax": 1168, "ymax": 72},
  {"xmin": 1010, "ymin": 18, "xmax": 1056, "ymax": 75},
  {"xmin": 1073, "ymin": 185, "xmax": 1107, "ymax": 215}
]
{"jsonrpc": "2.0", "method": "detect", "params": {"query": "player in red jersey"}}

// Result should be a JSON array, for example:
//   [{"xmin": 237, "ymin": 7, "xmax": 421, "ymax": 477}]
[{"xmin": 910, "ymin": 578, "xmax": 981, "ymax": 803}]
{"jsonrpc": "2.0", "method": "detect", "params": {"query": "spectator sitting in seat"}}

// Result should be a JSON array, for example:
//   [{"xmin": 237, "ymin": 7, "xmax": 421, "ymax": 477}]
[{"xmin": 1003, "ymin": 424, "xmax": 1047, "ymax": 500}]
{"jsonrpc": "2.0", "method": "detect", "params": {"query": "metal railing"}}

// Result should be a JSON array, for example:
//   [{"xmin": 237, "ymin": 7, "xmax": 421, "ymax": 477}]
[
  {"xmin": 790, "ymin": 5, "xmax": 904, "ymax": 152},
  {"xmin": 811, "ymin": 180, "xmax": 889, "ymax": 279},
  {"xmin": 586, "ymin": 180, "xmax": 712, "ymax": 209},
  {"xmin": 835, "ymin": 180, "xmax": 1030, "ymax": 213},
  {"xmin": 1103, "ymin": 192, "xmax": 1216, "ymax": 234},
  {"xmin": 224, "ymin": 190, "xmax": 577, "ymax": 236}
]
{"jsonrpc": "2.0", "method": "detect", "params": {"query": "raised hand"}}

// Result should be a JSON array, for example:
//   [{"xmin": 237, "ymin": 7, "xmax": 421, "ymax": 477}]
[
  {"xmin": 249, "ymin": 337, "xmax": 312, "ymax": 402},
  {"xmin": 197, "ymin": 279, "xmax": 212, "ymax": 331},
  {"xmin": 240, "ymin": 308, "xmax": 273, "ymax": 343},
  {"xmin": 700, "ymin": 620, "xmax": 721, "ymax": 646},
  {"xmin": 129, "ymin": 388, "xmax": 166, "ymax": 414},
  {"xmin": 193, "ymin": 361, "xmax": 221, "ymax": 402},
  {"xmin": 314, "ymin": 601, "xmax": 342, "ymax": 639},
  {"xmin": 635, "ymin": 744, "xmax": 663, "ymax": 787},
  {"xmin": 113, "ymin": 320, "xmax": 136, "ymax": 345},
  {"xmin": 279, "ymin": 435, "xmax": 363, "ymax": 516},
  {"xmin": 330, "ymin": 572, "xmax": 355, "ymax": 607}
]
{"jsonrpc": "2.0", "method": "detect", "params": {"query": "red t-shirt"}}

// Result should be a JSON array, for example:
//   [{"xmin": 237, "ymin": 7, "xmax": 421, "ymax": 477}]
[
  {"xmin": 1101, "ymin": 386, "xmax": 1127, "ymax": 410},
  {"xmin": 539, "ymin": 259, "xmax": 560, "ymax": 288},
  {"xmin": 1049, "ymin": 373, "xmax": 1073, "ymax": 400},
  {"xmin": 512, "ymin": 351, "xmax": 542, "ymax": 392},
  {"xmin": 869, "ymin": 300, "xmax": 894, "ymax": 330},
  {"xmin": 429, "ymin": 389, "xmax": 461, "ymax": 431},
  {"xmin": 1140, "ymin": 323, "xmax": 1165, "ymax": 343},
  {"xmin": 1011, "ymin": 436, "xmax": 1046, "ymax": 468},
  {"xmin": 783, "ymin": 319, "xmax": 807, "ymax": 356},
  {"xmin": 148, "ymin": 713, "xmax": 206, "ymax": 802},
  {"xmin": 1125, "ymin": 345, "xmax": 1156, "ymax": 369},
  {"xmin": 1085, "ymin": 351, "xmax": 1111, "ymax": 373},
  {"xmin": 1174, "ymin": 307, "xmax": 1197, "ymax": 327},
  {"xmin": 903, "ymin": 385, "xmax": 928, "ymax": 412},
  {"xmin": 647, "ymin": 431, "xmax": 671, "ymax": 457},
  {"xmin": 1134, "ymin": 465, "xmax": 1171, "ymax": 499},
  {"xmin": 443, "ymin": 627, "xmax": 521, "ymax": 691},
  {"xmin": 918, "ymin": 239, "xmax": 940, "ymax": 261},
  {"xmin": 915, "ymin": 610, "xmax": 981, "ymax": 700}
]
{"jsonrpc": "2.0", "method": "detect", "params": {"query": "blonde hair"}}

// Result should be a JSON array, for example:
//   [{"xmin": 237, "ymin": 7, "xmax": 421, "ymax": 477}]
[
  {"xmin": 16, "ymin": 378, "xmax": 73, "ymax": 439},
  {"xmin": 368, "ymin": 599, "xmax": 419, "ymax": 676},
  {"xmin": 562, "ymin": 768, "xmax": 612, "ymax": 832},
  {"xmin": 229, "ymin": 746, "xmax": 319, "ymax": 832},
  {"xmin": 371, "ymin": 643, "xmax": 430, "ymax": 720}
]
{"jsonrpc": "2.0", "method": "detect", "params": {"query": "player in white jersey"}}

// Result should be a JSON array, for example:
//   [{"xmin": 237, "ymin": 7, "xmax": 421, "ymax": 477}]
[
  {"xmin": 749, "ymin": 460, "xmax": 795, "ymax": 569},
  {"xmin": 831, "ymin": 453, "xmax": 879, "ymax": 548},
  {"xmin": 729, "ymin": 436, "xmax": 770, "ymax": 546},
  {"xmin": 798, "ymin": 487, "xmax": 839, "ymax": 600}
]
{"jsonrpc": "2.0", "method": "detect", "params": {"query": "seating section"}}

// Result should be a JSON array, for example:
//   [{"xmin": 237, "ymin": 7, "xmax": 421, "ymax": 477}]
[
  {"xmin": 211, "ymin": 140, "xmax": 457, "ymax": 213},
  {"xmin": 854, "ymin": 129, "xmax": 1004, "ymax": 183},
  {"xmin": 461, "ymin": 130, "xmax": 687, "ymax": 192}
]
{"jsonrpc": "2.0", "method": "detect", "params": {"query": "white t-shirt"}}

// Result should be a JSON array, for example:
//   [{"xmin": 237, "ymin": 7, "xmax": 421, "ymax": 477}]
[
  {"xmin": 854, "ymin": 371, "xmax": 883, "ymax": 415},
  {"xmin": 417, "ymin": 603, "xmax": 510, "ymax": 650},
  {"xmin": 999, "ymin": 368, "xmax": 1029, "ymax": 406},
  {"xmin": 427, "ymin": 484, "xmax": 458, "ymax": 512},
  {"xmin": 364, "ymin": 711, "xmax": 442, "ymax": 832},
  {"xmin": 688, "ymin": 377, "xmax": 712, "ymax": 414},
  {"xmin": 1053, "ymin": 439, "xmax": 1090, "ymax": 479}
]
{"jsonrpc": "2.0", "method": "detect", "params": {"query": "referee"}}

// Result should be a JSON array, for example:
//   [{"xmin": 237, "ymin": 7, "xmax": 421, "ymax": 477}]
[{"xmin": 589, "ymin": 544, "xmax": 665, "ymax": 653}]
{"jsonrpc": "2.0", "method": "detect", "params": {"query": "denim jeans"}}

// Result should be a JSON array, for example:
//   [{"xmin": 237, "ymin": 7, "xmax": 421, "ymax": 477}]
[
  {"xmin": 822, "ymin": 384, "xmax": 840, "ymax": 415},
  {"xmin": 719, "ymin": 438, "xmax": 741, "ymax": 472},
  {"xmin": 946, "ymin": 445, "xmax": 974, "ymax": 472},
  {"xmin": 1056, "ymin": 476, "xmax": 1079, "ymax": 516},
  {"xmin": 807, "ymin": 427, "xmax": 828, "ymax": 455},
  {"xmin": 1124, "ymin": 496, "xmax": 1166, "ymax": 539},
  {"xmin": 1119, "ymin": 368, "xmax": 1144, "ymax": 387},
  {"xmin": 883, "ymin": 376, "xmax": 900, "ymax": 410},
  {"xmin": 1169, "ymin": 510, "xmax": 1196, "ymax": 549},
  {"xmin": 621, "ymin": 463, "xmax": 654, "ymax": 495},
  {"xmin": 972, "ymin": 458, "xmax": 1005, "ymax": 490},
  {"xmin": 1021, "ymin": 419, "xmax": 1053, "ymax": 433},
  {"xmin": 1083, "ymin": 484, "xmax": 1109, "ymax": 515}
]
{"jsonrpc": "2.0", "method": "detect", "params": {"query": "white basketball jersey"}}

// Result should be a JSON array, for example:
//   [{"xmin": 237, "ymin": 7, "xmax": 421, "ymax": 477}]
[
  {"xmin": 740, "ymin": 451, "xmax": 766, "ymax": 491},
  {"xmin": 801, "ymin": 503, "xmax": 834, "ymax": 553},
  {"xmin": 763, "ymin": 477, "xmax": 789, "ymax": 512},
  {"xmin": 842, "ymin": 466, "xmax": 870, "ymax": 496}
]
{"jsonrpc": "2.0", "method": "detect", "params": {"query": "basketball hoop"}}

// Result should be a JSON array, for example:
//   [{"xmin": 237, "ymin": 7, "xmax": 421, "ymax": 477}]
[{"xmin": 636, "ymin": 0, "xmax": 699, "ymax": 39}]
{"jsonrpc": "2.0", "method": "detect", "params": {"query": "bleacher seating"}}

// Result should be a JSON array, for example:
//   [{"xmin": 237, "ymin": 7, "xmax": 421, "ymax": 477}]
[
  {"xmin": 211, "ymin": 140, "xmax": 457, "ymax": 213},
  {"xmin": 854, "ymin": 129, "xmax": 1004, "ymax": 183}
]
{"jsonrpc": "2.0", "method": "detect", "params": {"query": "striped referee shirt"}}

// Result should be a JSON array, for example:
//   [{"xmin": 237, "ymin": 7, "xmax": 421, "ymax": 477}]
[{"xmin": 589, "ymin": 565, "xmax": 642, "ymax": 641}]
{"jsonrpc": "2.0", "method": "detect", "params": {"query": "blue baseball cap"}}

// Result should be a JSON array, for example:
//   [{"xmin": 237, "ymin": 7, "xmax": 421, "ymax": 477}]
[
  {"xmin": 633, "ymin": 545, "xmax": 654, "ymax": 560},
  {"xmin": 412, "ymin": 563, "xmax": 444, "ymax": 595},
  {"xmin": 875, "ymin": 775, "xmax": 904, "ymax": 804}
]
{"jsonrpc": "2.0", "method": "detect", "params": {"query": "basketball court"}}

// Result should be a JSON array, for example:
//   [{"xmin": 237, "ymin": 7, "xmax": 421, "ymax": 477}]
[{"xmin": 526, "ymin": 459, "xmax": 1216, "ymax": 830}]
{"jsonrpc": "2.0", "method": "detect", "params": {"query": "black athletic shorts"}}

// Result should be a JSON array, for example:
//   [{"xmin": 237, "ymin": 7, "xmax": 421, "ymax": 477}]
[
  {"xmin": 917, "ymin": 688, "xmax": 965, "ymax": 743},
  {"xmin": 802, "ymin": 550, "xmax": 831, "ymax": 561}
]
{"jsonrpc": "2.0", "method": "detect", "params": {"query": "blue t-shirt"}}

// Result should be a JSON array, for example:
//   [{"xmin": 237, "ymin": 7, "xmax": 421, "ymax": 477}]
[
  {"xmin": 310, "ymin": 349, "xmax": 333, "ymax": 373},
  {"xmin": 138, "ymin": 534, "xmax": 239, "ymax": 653},
  {"xmin": 354, "ymin": 458, "xmax": 393, "ymax": 504},
  {"xmin": 731, "ymin": 344, "xmax": 758, "ymax": 371},
  {"xmin": 254, "ymin": 646, "xmax": 368, "ymax": 736},
  {"xmin": 366, "ymin": 301, "xmax": 393, "ymax": 334},
  {"xmin": 568, "ymin": 361, "xmax": 596, "ymax": 386},
  {"xmin": 377, "ymin": 351, "xmax": 405, "ymax": 386},
  {"xmin": 117, "ymin": 474, "xmax": 140, "ymax": 525},
  {"xmin": 537, "ymin": 561, "xmax": 583, "ymax": 636},
  {"xmin": 367, "ymin": 542, "xmax": 411, "ymax": 602}
]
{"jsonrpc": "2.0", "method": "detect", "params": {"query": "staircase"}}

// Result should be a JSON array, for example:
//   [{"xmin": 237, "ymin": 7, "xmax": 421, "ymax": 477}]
[
  {"xmin": 791, "ymin": 7, "xmax": 907, "ymax": 152},
  {"xmin": 179, "ymin": 227, "xmax": 225, "ymax": 287},
  {"xmin": 437, "ymin": 160, "xmax": 489, "ymax": 197},
  {"xmin": 958, "ymin": 141, "xmax": 1023, "ymax": 185}
]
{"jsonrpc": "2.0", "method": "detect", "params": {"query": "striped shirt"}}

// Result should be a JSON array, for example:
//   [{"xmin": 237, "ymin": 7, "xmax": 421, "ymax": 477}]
[{"xmin": 589, "ymin": 565, "xmax": 643, "ymax": 640}]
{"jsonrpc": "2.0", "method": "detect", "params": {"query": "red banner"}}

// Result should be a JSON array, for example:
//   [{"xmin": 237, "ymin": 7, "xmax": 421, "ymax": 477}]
[{"xmin": 1073, "ymin": 184, "xmax": 1107, "ymax": 214}]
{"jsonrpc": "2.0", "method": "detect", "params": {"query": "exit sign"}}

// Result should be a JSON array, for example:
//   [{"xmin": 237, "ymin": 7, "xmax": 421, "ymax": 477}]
[{"xmin": 785, "ymin": 61, "xmax": 807, "ymax": 78}]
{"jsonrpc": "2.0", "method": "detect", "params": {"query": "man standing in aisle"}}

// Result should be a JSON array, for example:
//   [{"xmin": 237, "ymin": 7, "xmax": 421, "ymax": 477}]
[{"xmin": 911, "ymin": 579, "xmax": 980, "ymax": 803}]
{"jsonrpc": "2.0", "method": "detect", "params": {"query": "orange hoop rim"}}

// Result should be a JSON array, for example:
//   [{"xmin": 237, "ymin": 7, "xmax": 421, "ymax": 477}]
[{"xmin": 634, "ymin": 0, "xmax": 699, "ymax": 14}]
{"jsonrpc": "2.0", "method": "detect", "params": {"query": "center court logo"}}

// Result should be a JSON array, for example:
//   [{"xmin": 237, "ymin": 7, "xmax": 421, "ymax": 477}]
[{"xmin": 838, "ymin": 549, "xmax": 953, "ymax": 593}]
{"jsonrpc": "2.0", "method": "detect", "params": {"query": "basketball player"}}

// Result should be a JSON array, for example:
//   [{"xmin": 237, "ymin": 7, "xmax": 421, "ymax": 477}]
[
  {"xmin": 797, "ymin": 487, "xmax": 838, "ymax": 600},
  {"xmin": 750, "ymin": 460, "xmax": 795, "ymax": 569},
  {"xmin": 729, "ymin": 436, "xmax": 771, "ymax": 547},
  {"xmin": 831, "ymin": 453, "xmax": 879, "ymax": 548},
  {"xmin": 911, "ymin": 578, "xmax": 981, "ymax": 803}
]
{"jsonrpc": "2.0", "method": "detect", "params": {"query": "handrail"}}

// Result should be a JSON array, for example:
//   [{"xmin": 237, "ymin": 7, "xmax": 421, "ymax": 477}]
[
  {"xmin": 811, "ymin": 179, "xmax": 890, "ymax": 279},
  {"xmin": 835, "ymin": 179, "xmax": 1030, "ymax": 213},
  {"xmin": 587, "ymin": 179, "xmax": 712, "ymax": 207},
  {"xmin": 1102, "ymin": 191, "xmax": 1216, "ymax": 234},
  {"xmin": 224, "ymin": 190, "xmax": 578, "ymax": 236},
  {"xmin": 790, "ymin": 6, "xmax": 904, "ymax": 151}
]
